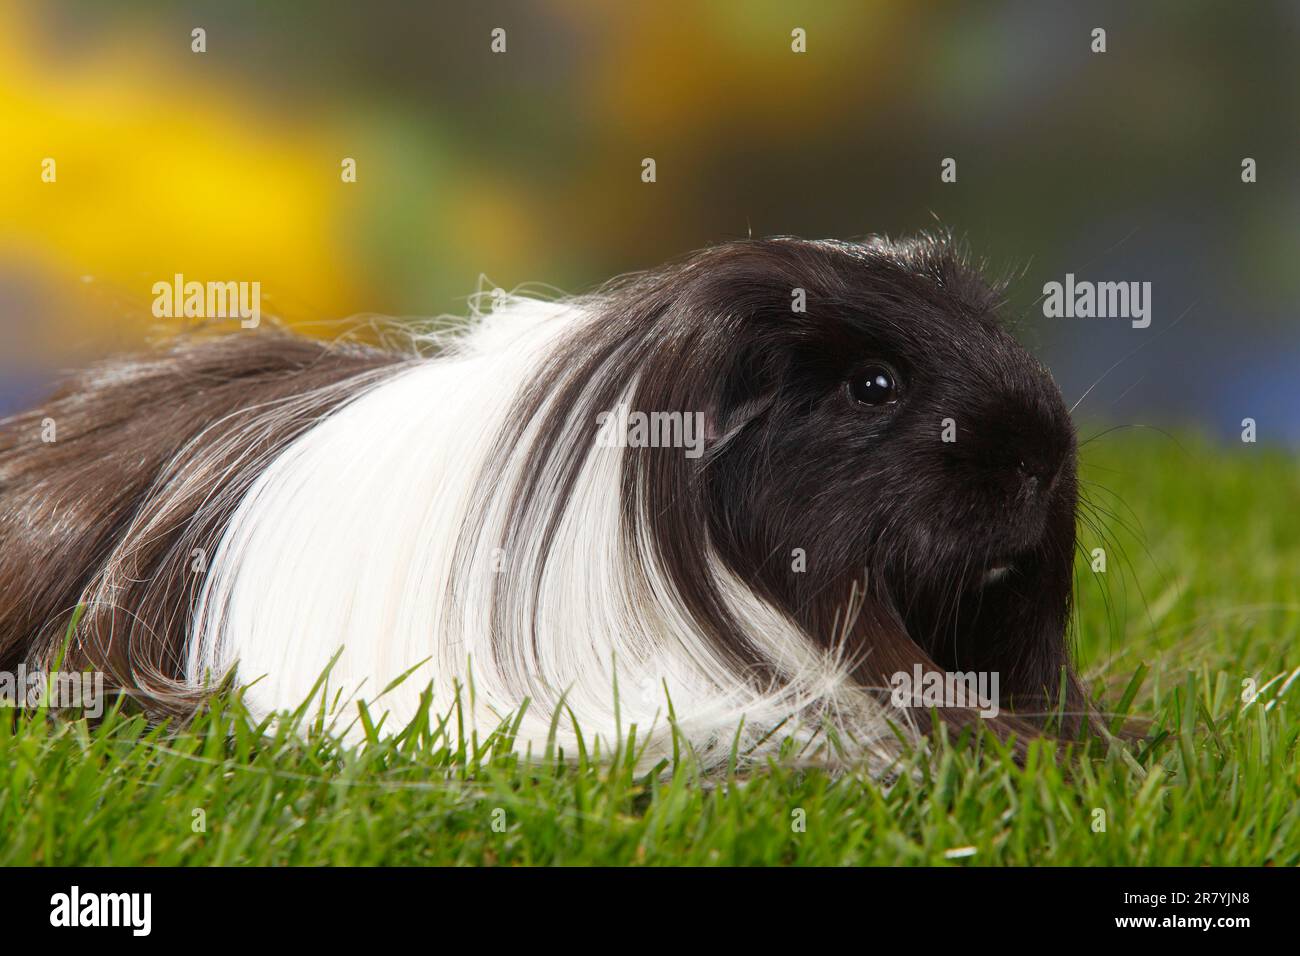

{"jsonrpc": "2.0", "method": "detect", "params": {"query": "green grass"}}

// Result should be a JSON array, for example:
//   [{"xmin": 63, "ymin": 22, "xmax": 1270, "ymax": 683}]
[{"xmin": 3, "ymin": 429, "xmax": 1298, "ymax": 866}]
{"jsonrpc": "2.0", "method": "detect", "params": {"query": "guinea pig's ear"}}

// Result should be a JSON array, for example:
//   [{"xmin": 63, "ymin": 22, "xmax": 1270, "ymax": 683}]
[
  {"xmin": 702, "ymin": 349, "xmax": 780, "ymax": 456},
  {"xmin": 703, "ymin": 393, "xmax": 772, "ymax": 450}
]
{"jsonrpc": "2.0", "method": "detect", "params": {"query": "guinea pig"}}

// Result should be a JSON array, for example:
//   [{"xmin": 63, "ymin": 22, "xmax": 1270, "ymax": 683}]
[{"xmin": 0, "ymin": 234, "xmax": 1092, "ymax": 769}]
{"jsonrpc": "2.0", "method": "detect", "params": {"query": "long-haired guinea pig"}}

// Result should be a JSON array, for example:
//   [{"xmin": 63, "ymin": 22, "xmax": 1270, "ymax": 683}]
[{"xmin": 0, "ymin": 235, "xmax": 1094, "ymax": 769}]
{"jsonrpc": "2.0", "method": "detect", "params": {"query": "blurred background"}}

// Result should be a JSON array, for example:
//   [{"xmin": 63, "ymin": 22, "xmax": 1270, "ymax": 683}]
[{"xmin": 1, "ymin": 0, "xmax": 1296, "ymax": 440}]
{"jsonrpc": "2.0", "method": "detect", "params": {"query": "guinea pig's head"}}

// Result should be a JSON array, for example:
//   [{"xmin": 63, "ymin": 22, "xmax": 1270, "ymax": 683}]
[{"xmin": 612, "ymin": 235, "xmax": 1082, "ymax": 725}]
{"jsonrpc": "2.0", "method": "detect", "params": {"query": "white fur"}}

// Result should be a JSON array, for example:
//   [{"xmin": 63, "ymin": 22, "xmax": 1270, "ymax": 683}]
[{"xmin": 188, "ymin": 296, "xmax": 902, "ymax": 770}]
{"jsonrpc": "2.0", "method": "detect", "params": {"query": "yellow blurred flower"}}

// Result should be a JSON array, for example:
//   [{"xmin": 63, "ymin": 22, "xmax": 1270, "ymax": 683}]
[{"xmin": 0, "ymin": 1, "xmax": 362, "ymax": 356}]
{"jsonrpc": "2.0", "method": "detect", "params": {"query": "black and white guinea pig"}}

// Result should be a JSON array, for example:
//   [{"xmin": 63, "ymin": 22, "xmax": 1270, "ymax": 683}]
[{"xmin": 0, "ymin": 235, "xmax": 1091, "ymax": 769}]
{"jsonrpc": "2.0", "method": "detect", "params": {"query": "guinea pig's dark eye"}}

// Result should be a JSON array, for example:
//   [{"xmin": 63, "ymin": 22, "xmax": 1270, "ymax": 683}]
[{"xmin": 848, "ymin": 364, "xmax": 900, "ymax": 406}]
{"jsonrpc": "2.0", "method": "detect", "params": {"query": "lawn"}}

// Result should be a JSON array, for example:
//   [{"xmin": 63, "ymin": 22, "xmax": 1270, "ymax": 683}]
[{"xmin": 3, "ymin": 428, "xmax": 1297, "ymax": 866}]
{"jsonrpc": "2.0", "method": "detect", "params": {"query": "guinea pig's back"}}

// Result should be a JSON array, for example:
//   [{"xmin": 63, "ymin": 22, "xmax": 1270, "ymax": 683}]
[{"xmin": 0, "ymin": 333, "xmax": 401, "ymax": 680}]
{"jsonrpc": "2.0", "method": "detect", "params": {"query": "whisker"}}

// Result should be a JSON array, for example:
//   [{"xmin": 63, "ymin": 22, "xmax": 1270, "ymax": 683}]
[{"xmin": 1069, "ymin": 299, "xmax": 1199, "ymax": 415}]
